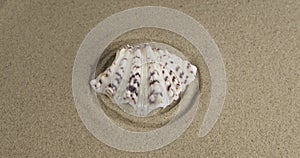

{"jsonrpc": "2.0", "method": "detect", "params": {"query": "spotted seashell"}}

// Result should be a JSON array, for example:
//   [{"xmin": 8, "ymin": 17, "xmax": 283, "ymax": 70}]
[{"xmin": 90, "ymin": 44, "xmax": 197, "ymax": 116}]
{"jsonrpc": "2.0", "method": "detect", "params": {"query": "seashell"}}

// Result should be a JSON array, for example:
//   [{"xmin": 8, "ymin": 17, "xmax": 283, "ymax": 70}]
[{"xmin": 90, "ymin": 44, "xmax": 197, "ymax": 116}]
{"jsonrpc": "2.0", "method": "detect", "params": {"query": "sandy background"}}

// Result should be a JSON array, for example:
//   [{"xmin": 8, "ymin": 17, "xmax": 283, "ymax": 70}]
[{"xmin": 1, "ymin": 0, "xmax": 300, "ymax": 157}]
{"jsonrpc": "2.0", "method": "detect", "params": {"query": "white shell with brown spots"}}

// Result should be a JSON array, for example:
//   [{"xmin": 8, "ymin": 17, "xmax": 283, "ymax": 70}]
[{"xmin": 90, "ymin": 44, "xmax": 197, "ymax": 116}]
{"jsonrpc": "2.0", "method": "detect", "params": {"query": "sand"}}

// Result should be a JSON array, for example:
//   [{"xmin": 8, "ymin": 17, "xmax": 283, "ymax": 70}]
[{"xmin": 1, "ymin": 0, "xmax": 299, "ymax": 157}]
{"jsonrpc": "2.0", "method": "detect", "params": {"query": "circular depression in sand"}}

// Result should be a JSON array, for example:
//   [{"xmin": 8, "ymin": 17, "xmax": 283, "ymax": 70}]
[{"xmin": 72, "ymin": 6, "xmax": 226, "ymax": 152}]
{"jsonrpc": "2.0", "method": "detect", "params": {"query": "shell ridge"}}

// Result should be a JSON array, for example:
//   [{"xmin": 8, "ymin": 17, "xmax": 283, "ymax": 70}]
[
  {"xmin": 113, "ymin": 50, "xmax": 134, "ymax": 105},
  {"xmin": 104, "ymin": 49, "xmax": 128, "ymax": 96},
  {"xmin": 136, "ymin": 46, "xmax": 150, "ymax": 115},
  {"xmin": 157, "ymin": 49, "xmax": 196, "ymax": 91},
  {"xmin": 124, "ymin": 48, "xmax": 142, "ymax": 111},
  {"xmin": 145, "ymin": 50, "xmax": 168, "ymax": 114},
  {"xmin": 90, "ymin": 49, "xmax": 126, "ymax": 93}
]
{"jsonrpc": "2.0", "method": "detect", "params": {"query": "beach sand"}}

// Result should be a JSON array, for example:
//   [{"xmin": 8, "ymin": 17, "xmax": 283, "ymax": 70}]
[{"xmin": 1, "ymin": 0, "xmax": 299, "ymax": 157}]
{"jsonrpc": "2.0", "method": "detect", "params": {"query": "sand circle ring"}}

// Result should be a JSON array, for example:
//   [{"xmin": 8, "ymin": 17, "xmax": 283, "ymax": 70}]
[{"xmin": 72, "ymin": 6, "xmax": 226, "ymax": 152}]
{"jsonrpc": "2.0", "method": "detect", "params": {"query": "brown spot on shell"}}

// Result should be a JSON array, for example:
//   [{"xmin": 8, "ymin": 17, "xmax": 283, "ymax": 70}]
[
  {"xmin": 116, "ymin": 72, "xmax": 122, "ymax": 78},
  {"xmin": 135, "ymin": 72, "xmax": 141, "ymax": 78},
  {"xmin": 172, "ymin": 76, "xmax": 176, "ymax": 82},
  {"xmin": 150, "ymin": 71, "xmax": 156, "ymax": 76},
  {"xmin": 108, "ymin": 83, "xmax": 117, "ymax": 91},
  {"xmin": 133, "ymin": 78, "xmax": 138, "ymax": 84},
  {"xmin": 176, "ymin": 84, "xmax": 180, "ymax": 90},
  {"xmin": 179, "ymin": 72, "xmax": 184, "ymax": 78},
  {"xmin": 127, "ymin": 85, "xmax": 137, "ymax": 94},
  {"xmin": 167, "ymin": 85, "xmax": 171, "ymax": 91},
  {"xmin": 164, "ymin": 76, "xmax": 168, "ymax": 81},
  {"xmin": 133, "ymin": 56, "xmax": 141, "ymax": 59},
  {"xmin": 187, "ymin": 63, "xmax": 191, "ymax": 69},
  {"xmin": 149, "ymin": 80, "xmax": 159, "ymax": 85},
  {"xmin": 116, "ymin": 78, "xmax": 120, "ymax": 84},
  {"xmin": 133, "ymin": 65, "xmax": 140, "ymax": 69},
  {"xmin": 129, "ymin": 75, "xmax": 135, "ymax": 82}
]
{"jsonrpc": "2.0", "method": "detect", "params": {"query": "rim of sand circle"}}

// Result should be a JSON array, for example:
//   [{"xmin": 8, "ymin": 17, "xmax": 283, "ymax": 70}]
[
  {"xmin": 95, "ymin": 41, "xmax": 197, "ymax": 132},
  {"xmin": 72, "ymin": 6, "xmax": 226, "ymax": 152}
]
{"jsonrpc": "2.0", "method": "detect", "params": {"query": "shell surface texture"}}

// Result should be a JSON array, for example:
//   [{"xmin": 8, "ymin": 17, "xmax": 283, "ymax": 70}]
[{"xmin": 90, "ymin": 44, "xmax": 197, "ymax": 117}]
